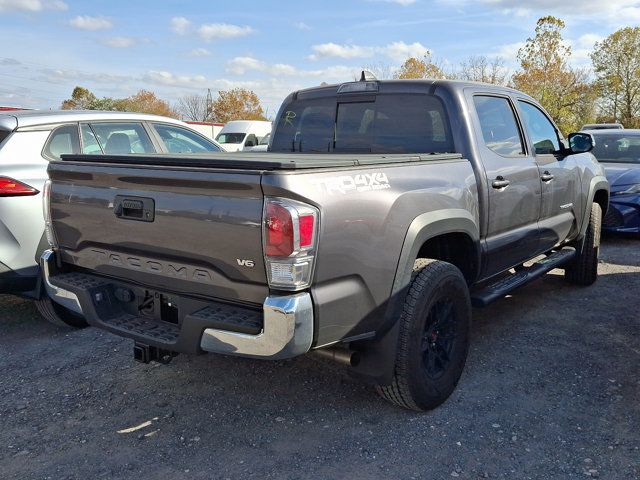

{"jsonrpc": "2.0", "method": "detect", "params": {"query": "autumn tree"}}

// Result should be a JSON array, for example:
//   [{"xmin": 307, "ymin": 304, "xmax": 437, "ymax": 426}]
[
  {"xmin": 511, "ymin": 16, "xmax": 596, "ymax": 133},
  {"xmin": 394, "ymin": 55, "xmax": 446, "ymax": 80},
  {"xmin": 456, "ymin": 56, "xmax": 508, "ymax": 85},
  {"xmin": 60, "ymin": 87, "xmax": 178, "ymax": 118},
  {"xmin": 119, "ymin": 90, "xmax": 178, "ymax": 118},
  {"xmin": 591, "ymin": 27, "xmax": 640, "ymax": 128},
  {"xmin": 211, "ymin": 88, "xmax": 267, "ymax": 123},
  {"xmin": 177, "ymin": 93, "xmax": 210, "ymax": 121},
  {"xmin": 61, "ymin": 86, "xmax": 97, "ymax": 110}
]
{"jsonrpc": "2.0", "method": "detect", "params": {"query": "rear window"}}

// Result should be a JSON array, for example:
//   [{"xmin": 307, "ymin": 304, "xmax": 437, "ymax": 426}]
[
  {"xmin": 0, "ymin": 130, "xmax": 9, "ymax": 147},
  {"xmin": 271, "ymin": 94, "xmax": 454, "ymax": 154},
  {"xmin": 591, "ymin": 133, "xmax": 640, "ymax": 163}
]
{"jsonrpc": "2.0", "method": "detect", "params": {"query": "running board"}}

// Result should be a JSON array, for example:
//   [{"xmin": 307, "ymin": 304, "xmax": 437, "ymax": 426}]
[{"xmin": 471, "ymin": 248, "xmax": 576, "ymax": 307}]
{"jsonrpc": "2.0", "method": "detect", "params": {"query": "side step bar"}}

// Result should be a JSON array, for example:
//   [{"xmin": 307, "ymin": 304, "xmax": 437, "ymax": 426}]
[{"xmin": 471, "ymin": 247, "xmax": 576, "ymax": 307}]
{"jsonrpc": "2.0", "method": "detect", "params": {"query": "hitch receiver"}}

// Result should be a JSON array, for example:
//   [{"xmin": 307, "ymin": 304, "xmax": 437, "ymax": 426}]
[{"xmin": 133, "ymin": 343, "xmax": 178, "ymax": 364}]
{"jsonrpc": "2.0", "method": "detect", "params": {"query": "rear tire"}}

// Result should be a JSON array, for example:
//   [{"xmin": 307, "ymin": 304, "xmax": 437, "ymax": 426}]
[
  {"xmin": 34, "ymin": 294, "xmax": 88, "ymax": 328},
  {"xmin": 376, "ymin": 259, "xmax": 471, "ymax": 411},
  {"xmin": 565, "ymin": 202, "xmax": 601, "ymax": 286}
]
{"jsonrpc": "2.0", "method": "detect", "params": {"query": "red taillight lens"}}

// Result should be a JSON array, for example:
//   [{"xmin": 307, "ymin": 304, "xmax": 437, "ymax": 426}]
[
  {"xmin": 266, "ymin": 202, "xmax": 294, "ymax": 257},
  {"xmin": 0, "ymin": 177, "xmax": 39, "ymax": 197},
  {"xmin": 299, "ymin": 214, "xmax": 314, "ymax": 247}
]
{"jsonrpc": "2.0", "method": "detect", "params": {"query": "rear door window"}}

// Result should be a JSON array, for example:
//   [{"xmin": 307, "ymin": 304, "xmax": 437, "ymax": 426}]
[
  {"xmin": 473, "ymin": 96, "xmax": 525, "ymax": 157},
  {"xmin": 80, "ymin": 124, "xmax": 102, "ymax": 154},
  {"xmin": 271, "ymin": 93, "xmax": 454, "ymax": 154},
  {"xmin": 86, "ymin": 122, "xmax": 155, "ymax": 154},
  {"xmin": 43, "ymin": 124, "xmax": 80, "ymax": 160},
  {"xmin": 152, "ymin": 123, "xmax": 221, "ymax": 153},
  {"xmin": 517, "ymin": 101, "xmax": 560, "ymax": 154}
]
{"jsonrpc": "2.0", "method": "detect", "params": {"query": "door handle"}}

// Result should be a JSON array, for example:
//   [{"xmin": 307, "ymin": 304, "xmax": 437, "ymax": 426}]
[
  {"xmin": 491, "ymin": 176, "xmax": 510, "ymax": 189},
  {"xmin": 541, "ymin": 171, "xmax": 554, "ymax": 182}
]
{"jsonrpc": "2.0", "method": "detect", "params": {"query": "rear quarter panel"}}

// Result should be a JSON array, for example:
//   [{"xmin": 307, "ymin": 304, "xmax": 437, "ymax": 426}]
[{"xmin": 262, "ymin": 158, "xmax": 478, "ymax": 346}]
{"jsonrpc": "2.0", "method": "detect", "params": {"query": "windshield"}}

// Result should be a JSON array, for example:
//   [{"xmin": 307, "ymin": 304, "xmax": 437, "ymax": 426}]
[
  {"xmin": 216, "ymin": 132, "xmax": 246, "ymax": 144},
  {"xmin": 271, "ymin": 93, "xmax": 454, "ymax": 154},
  {"xmin": 259, "ymin": 133, "xmax": 270, "ymax": 145},
  {"xmin": 591, "ymin": 133, "xmax": 640, "ymax": 164}
]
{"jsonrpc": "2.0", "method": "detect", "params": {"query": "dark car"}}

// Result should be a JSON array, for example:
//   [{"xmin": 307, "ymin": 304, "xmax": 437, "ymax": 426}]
[{"xmin": 586, "ymin": 129, "xmax": 640, "ymax": 233}]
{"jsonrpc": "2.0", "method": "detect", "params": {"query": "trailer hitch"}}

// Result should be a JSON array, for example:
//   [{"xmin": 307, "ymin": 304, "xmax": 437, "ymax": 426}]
[{"xmin": 133, "ymin": 343, "xmax": 178, "ymax": 365}]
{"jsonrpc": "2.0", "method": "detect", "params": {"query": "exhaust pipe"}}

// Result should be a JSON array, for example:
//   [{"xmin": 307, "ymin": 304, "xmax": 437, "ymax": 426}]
[{"xmin": 313, "ymin": 347, "xmax": 361, "ymax": 367}]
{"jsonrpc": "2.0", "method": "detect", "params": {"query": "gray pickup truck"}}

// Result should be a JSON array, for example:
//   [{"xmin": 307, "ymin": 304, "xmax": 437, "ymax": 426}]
[{"xmin": 41, "ymin": 78, "xmax": 609, "ymax": 410}]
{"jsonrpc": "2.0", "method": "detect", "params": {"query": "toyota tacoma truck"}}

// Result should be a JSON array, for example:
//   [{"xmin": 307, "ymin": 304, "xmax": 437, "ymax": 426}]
[{"xmin": 40, "ymin": 78, "xmax": 609, "ymax": 411}]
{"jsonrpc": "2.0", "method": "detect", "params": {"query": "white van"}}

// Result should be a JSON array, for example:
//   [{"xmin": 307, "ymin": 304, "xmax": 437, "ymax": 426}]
[{"xmin": 215, "ymin": 120, "xmax": 272, "ymax": 152}]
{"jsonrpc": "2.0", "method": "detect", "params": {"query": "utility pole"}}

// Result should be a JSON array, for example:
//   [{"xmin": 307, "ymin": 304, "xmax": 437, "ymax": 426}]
[{"xmin": 206, "ymin": 88, "xmax": 213, "ymax": 121}]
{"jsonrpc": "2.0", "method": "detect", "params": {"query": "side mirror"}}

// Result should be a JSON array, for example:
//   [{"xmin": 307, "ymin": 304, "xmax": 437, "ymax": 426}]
[{"xmin": 567, "ymin": 132, "xmax": 594, "ymax": 154}]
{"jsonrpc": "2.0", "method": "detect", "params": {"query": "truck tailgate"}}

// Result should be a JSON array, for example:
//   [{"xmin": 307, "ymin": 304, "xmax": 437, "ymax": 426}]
[{"xmin": 47, "ymin": 161, "xmax": 268, "ymax": 305}]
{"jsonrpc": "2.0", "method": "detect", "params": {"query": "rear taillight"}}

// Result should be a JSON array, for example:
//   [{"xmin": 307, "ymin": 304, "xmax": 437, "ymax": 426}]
[
  {"xmin": 0, "ymin": 177, "xmax": 38, "ymax": 196},
  {"xmin": 263, "ymin": 198, "xmax": 318, "ymax": 290},
  {"xmin": 42, "ymin": 180, "xmax": 57, "ymax": 248}
]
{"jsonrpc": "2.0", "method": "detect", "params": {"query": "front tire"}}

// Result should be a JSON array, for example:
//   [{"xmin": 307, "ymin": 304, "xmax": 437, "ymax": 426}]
[
  {"xmin": 376, "ymin": 259, "xmax": 471, "ymax": 411},
  {"xmin": 565, "ymin": 202, "xmax": 601, "ymax": 286},
  {"xmin": 34, "ymin": 294, "xmax": 88, "ymax": 328}
]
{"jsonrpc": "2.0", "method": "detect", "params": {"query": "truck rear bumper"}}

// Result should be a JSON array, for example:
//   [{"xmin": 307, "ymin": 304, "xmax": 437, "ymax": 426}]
[{"xmin": 41, "ymin": 250, "xmax": 314, "ymax": 360}]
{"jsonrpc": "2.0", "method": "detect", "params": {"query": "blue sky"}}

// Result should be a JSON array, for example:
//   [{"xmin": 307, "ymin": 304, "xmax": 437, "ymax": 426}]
[{"xmin": 1, "ymin": 0, "xmax": 639, "ymax": 116}]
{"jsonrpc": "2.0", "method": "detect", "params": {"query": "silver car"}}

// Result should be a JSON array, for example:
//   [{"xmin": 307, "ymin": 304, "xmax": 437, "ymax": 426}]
[{"xmin": 0, "ymin": 110, "xmax": 222, "ymax": 327}]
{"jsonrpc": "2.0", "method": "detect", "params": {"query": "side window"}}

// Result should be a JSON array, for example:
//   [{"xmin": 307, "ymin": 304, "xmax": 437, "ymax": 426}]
[
  {"xmin": 153, "ymin": 124, "xmax": 220, "ymax": 153},
  {"xmin": 517, "ymin": 101, "xmax": 560, "ymax": 154},
  {"xmin": 473, "ymin": 96, "xmax": 524, "ymax": 157},
  {"xmin": 80, "ymin": 123, "xmax": 103, "ymax": 154},
  {"xmin": 43, "ymin": 124, "xmax": 80, "ymax": 160},
  {"xmin": 88, "ymin": 122, "xmax": 154, "ymax": 155},
  {"xmin": 244, "ymin": 134, "xmax": 258, "ymax": 147}
]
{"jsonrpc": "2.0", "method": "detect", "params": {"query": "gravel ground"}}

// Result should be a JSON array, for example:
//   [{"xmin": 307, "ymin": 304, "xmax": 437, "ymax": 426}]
[{"xmin": 1, "ymin": 236, "xmax": 639, "ymax": 480}]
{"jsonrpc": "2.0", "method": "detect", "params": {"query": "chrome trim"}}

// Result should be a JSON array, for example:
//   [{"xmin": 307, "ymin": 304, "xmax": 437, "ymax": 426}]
[
  {"xmin": 40, "ymin": 249, "xmax": 83, "ymax": 314},
  {"xmin": 200, "ymin": 292, "xmax": 313, "ymax": 359}
]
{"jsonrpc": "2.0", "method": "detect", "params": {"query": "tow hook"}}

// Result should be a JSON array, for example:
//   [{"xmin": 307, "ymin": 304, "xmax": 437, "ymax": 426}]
[{"xmin": 133, "ymin": 343, "xmax": 178, "ymax": 365}]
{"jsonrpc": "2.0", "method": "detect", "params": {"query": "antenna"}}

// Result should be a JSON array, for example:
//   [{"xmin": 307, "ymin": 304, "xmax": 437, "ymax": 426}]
[
  {"xmin": 359, "ymin": 70, "xmax": 377, "ymax": 82},
  {"xmin": 206, "ymin": 88, "xmax": 213, "ymax": 120}
]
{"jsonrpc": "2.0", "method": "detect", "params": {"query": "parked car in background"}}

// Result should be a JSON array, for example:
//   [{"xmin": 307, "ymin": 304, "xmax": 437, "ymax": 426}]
[
  {"xmin": 0, "ymin": 110, "xmax": 222, "ymax": 327},
  {"xmin": 215, "ymin": 120, "xmax": 272, "ymax": 152},
  {"xmin": 244, "ymin": 132, "xmax": 270, "ymax": 152},
  {"xmin": 586, "ymin": 128, "xmax": 640, "ymax": 233},
  {"xmin": 581, "ymin": 123, "xmax": 624, "ymax": 130}
]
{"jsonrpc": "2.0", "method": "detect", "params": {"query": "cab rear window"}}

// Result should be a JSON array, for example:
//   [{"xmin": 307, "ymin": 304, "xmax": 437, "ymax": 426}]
[{"xmin": 271, "ymin": 93, "xmax": 454, "ymax": 154}]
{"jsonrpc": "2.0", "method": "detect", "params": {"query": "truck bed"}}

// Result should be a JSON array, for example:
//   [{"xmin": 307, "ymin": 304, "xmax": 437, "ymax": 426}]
[{"xmin": 60, "ymin": 152, "xmax": 463, "ymax": 170}]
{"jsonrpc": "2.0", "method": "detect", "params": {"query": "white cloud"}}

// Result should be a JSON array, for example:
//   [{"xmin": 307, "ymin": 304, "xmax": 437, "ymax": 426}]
[
  {"xmin": 491, "ymin": 41, "xmax": 524, "ymax": 64},
  {"xmin": 198, "ymin": 23, "xmax": 253, "ymax": 41},
  {"xmin": 68, "ymin": 15, "xmax": 112, "ymax": 31},
  {"xmin": 309, "ymin": 41, "xmax": 430, "ymax": 62},
  {"xmin": 102, "ymin": 36, "xmax": 138, "ymax": 48},
  {"xmin": 226, "ymin": 56, "xmax": 356, "ymax": 81},
  {"xmin": 170, "ymin": 16, "xmax": 190, "ymax": 35},
  {"xmin": 0, "ymin": 0, "xmax": 67, "ymax": 11},
  {"xmin": 294, "ymin": 21, "xmax": 311, "ymax": 30},
  {"xmin": 142, "ymin": 70, "xmax": 259, "ymax": 91},
  {"xmin": 188, "ymin": 48, "xmax": 211, "ymax": 57}
]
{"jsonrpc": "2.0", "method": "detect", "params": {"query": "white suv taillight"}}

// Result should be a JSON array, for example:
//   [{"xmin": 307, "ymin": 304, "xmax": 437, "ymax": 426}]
[
  {"xmin": 263, "ymin": 197, "xmax": 319, "ymax": 290},
  {"xmin": 42, "ymin": 179, "xmax": 58, "ymax": 248}
]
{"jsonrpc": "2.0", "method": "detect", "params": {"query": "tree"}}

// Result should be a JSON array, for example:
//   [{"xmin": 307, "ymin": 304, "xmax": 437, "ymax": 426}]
[
  {"xmin": 211, "ymin": 88, "xmax": 267, "ymax": 123},
  {"xmin": 60, "ymin": 87, "xmax": 178, "ymax": 118},
  {"xmin": 511, "ymin": 16, "xmax": 596, "ymax": 134},
  {"xmin": 456, "ymin": 56, "xmax": 508, "ymax": 85},
  {"xmin": 177, "ymin": 93, "xmax": 210, "ymax": 121},
  {"xmin": 120, "ymin": 90, "xmax": 178, "ymax": 118},
  {"xmin": 591, "ymin": 27, "xmax": 640, "ymax": 128},
  {"xmin": 394, "ymin": 55, "xmax": 446, "ymax": 80},
  {"xmin": 61, "ymin": 86, "xmax": 97, "ymax": 110}
]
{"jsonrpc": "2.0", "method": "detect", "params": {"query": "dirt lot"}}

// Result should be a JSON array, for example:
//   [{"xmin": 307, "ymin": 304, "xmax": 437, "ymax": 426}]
[{"xmin": 1, "ymin": 236, "xmax": 639, "ymax": 480}]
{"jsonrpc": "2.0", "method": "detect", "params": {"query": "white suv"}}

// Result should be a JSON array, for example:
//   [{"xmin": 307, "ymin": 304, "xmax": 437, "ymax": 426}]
[{"xmin": 0, "ymin": 110, "xmax": 222, "ymax": 327}]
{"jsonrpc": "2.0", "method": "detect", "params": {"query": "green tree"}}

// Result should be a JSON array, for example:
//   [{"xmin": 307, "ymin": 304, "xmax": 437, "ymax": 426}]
[
  {"xmin": 211, "ymin": 88, "xmax": 267, "ymax": 123},
  {"xmin": 512, "ymin": 16, "xmax": 596, "ymax": 133},
  {"xmin": 60, "ymin": 87, "xmax": 178, "ymax": 118},
  {"xmin": 394, "ymin": 55, "xmax": 446, "ymax": 80},
  {"xmin": 61, "ymin": 86, "xmax": 97, "ymax": 110},
  {"xmin": 591, "ymin": 27, "xmax": 640, "ymax": 128}
]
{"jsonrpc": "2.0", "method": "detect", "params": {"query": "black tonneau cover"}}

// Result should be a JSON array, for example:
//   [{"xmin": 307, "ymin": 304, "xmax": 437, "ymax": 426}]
[{"xmin": 59, "ymin": 152, "xmax": 463, "ymax": 170}]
